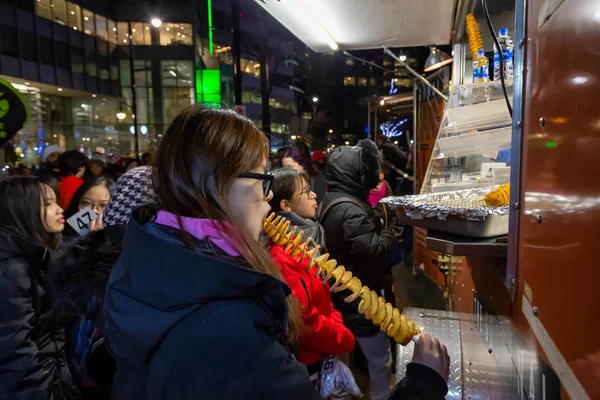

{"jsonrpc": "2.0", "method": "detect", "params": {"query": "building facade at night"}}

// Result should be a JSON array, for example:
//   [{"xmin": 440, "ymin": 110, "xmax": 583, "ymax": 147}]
[{"xmin": 0, "ymin": 0, "xmax": 202, "ymax": 165}]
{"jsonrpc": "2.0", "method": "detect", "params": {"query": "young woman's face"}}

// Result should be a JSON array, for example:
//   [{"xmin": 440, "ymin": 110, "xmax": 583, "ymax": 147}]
[
  {"xmin": 90, "ymin": 163, "xmax": 104, "ymax": 176},
  {"xmin": 227, "ymin": 159, "xmax": 273, "ymax": 241},
  {"xmin": 79, "ymin": 184, "xmax": 110, "ymax": 215},
  {"xmin": 41, "ymin": 184, "xmax": 65, "ymax": 233},
  {"xmin": 282, "ymin": 157, "xmax": 304, "ymax": 173},
  {"xmin": 284, "ymin": 178, "xmax": 317, "ymax": 219}
]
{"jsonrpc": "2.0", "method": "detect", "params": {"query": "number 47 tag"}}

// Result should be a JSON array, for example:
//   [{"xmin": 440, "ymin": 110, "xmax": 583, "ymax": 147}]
[{"xmin": 66, "ymin": 207, "xmax": 98, "ymax": 236}]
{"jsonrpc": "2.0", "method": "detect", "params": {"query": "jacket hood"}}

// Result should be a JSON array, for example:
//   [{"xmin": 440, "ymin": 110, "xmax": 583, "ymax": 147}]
[
  {"xmin": 325, "ymin": 140, "xmax": 380, "ymax": 199},
  {"xmin": 104, "ymin": 205, "xmax": 292, "ymax": 364},
  {"xmin": 50, "ymin": 229, "xmax": 121, "ymax": 319},
  {"xmin": 277, "ymin": 211, "xmax": 327, "ymax": 251}
]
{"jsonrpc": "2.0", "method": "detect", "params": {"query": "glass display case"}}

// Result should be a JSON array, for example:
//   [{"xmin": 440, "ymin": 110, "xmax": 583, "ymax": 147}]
[{"xmin": 422, "ymin": 80, "xmax": 514, "ymax": 193}]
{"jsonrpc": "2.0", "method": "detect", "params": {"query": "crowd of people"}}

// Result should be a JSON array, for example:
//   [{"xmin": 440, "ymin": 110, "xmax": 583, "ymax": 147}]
[{"xmin": 0, "ymin": 105, "xmax": 449, "ymax": 399}]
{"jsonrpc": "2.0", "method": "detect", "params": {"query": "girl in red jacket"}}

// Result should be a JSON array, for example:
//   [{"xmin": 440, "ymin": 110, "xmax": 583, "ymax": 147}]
[{"xmin": 268, "ymin": 168, "xmax": 355, "ymax": 380}]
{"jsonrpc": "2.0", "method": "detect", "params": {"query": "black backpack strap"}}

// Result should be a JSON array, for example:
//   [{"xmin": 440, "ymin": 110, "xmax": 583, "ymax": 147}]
[{"xmin": 317, "ymin": 197, "xmax": 366, "ymax": 224}]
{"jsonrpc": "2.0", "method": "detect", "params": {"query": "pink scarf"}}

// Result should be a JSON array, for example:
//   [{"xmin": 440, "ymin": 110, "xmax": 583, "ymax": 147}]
[
  {"xmin": 368, "ymin": 182, "xmax": 388, "ymax": 207},
  {"xmin": 156, "ymin": 211, "xmax": 240, "ymax": 256}
]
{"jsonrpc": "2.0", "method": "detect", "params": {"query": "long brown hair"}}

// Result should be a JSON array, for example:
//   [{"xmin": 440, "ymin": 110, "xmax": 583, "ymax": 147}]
[{"xmin": 151, "ymin": 105, "xmax": 303, "ymax": 340}]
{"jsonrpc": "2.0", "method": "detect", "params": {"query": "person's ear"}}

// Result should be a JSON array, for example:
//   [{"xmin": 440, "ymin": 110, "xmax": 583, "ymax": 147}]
[{"xmin": 280, "ymin": 199, "xmax": 292, "ymax": 212}]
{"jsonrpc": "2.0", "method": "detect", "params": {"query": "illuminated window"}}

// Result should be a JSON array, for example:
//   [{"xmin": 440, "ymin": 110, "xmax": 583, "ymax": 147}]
[
  {"xmin": 107, "ymin": 19, "xmax": 117, "ymax": 44},
  {"xmin": 67, "ymin": 2, "xmax": 81, "ymax": 31},
  {"xmin": 82, "ymin": 9, "xmax": 94, "ymax": 35},
  {"xmin": 51, "ymin": 0, "xmax": 67, "ymax": 25},
  {"xmin": 95, "ymin": 14, "xmax": 107, "ymax": 40},
  {"xmin": 36, "ymin": 0, "xmax": 52, "ymax": 20},
  {"xmin": 369, "ymin": 78, "xmax": 376, "ymax": 87},
  {"xmin": 240, "ymin": 59, "xmax": 260, "ymax": 78},
  {"xmin": 143, "ymin": 23, "xmax": 151, "ymax": 45},
  {"xmin": 117, "ymin": 22, "xmax": 129, "ymax": 44},
  {"xmin": 343, "ymin": 77, "xmax": 356, "ymax": 86},
  {"xmin": 131, "ymin": 22, "xmax": 145, "ymax": 45},
  {"xmin": 383, "ymin": 60, "xmax": 392, "ymax": 67},
  {"xmin": 357, "ymin": 77, "xmax": 367, "ymax": 87},
  {"xmin": 160, "ymin": 23, "xmax": 192, "ymax": 46},
  {"xmin": 345, "ymin": 57, "xmax": 354, "ymax": 66}
]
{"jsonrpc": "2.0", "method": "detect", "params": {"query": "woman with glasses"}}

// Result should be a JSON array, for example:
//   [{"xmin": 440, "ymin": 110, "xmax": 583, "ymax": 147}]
[
  {"xmin": 102, "ymin": 105, "xmax": 319, "ymax": 399},
  {"xmin": 267, "ymin": 168, "xmax": 356, "ymax": 388},
  {"xmin": 63, "ymin": 177, "xmax": 115, "ymax": 237}
]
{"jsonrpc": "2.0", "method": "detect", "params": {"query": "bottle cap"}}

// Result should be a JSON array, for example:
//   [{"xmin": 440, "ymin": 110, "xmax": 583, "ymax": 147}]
[
  {"xmin": 499, "ymin": 28, "xmax": 508, "ymax": 36},
  {"xmin": 477, "ymin": 50, "xmax": 485, "ymax": 55}
]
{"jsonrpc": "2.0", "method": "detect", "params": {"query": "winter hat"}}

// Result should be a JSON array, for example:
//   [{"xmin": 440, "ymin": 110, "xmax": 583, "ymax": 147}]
[
  {"xmin": 41, "ymin": 144, "xmax": 62, "ymax": 162},
  {"xmin": 311, "ymin": 150, "xmax": 326, "ymax": 163},
  {"xmin": 103, "ymin": 166, "xmax": 157, "ymax": 227}
]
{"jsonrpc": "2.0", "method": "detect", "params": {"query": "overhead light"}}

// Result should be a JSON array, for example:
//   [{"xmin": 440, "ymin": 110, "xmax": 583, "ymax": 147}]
[
  {"xmin": 73, "ymin": 26, "xmax": 78, "ymax": 30},
  {"xmin": 116, "ymin": 112, "xmax": 126, "ymax": 120},
  {"xmin": 145, "ymin": 26, "xmax": 149, "ymax": 31},
  {"xmin": 130, "ymin": 126, "xmax": 135, "ymax": 134},
  {"xmin": 92, "ymin": 94, "xmax": 96, "ymax": 97},
  {"xmin": 328, "ymin": 129, "xmax": 333, "ymax": 133},
  {"xmin": 345, "ymin": 141, "xmax": 350, "ymax": 145},
  {"xmin": 399, "ymin": 54, "xmax": 407, "ymax": 62},
  {"xmin": 312, "ymin": 96, "xmax": 319, "ymax": 103},
  {"xmin": 123, "ymin": 39, "xmax": 127, "ymax": 43},
  {"xmin": 166, "ymin": 27, "xmax": 170, "ymax": 31},
  {"xmin": 57, "ymin": 87, "xmax": 63, "ymax": 92},
  {"xmin": 291, "ymin": 135, "xmax": 297, "ymax": 140},
  {"xmin": 169, "ymin": 70, "xmax": 177, "ymax": 77},
  {"xmin": 140, "ymin": 125, "xmax": 148, "ymax": 135},
  {"xmin": 24, "ymin": 81, "xmax": 30, "ymax": 86},
  {"xmin": 70, "ymin": 10, "xmax": 75, "ymax": 15},
  {"xmin": 423, "ymin": 46, "xmax": 453, "ymax": 72},
  {"xmin": 84, "ymin": 16, "xmax": 89, "ymax": 21},
  {"xmin": 380, "ymin": 99, "xmax": 385, "ymax": 106},
  {"xmin": 151, "ymin": 18, "xmax": 162, "ymax": 28},
  {"xmin": 132, "ymin": 28, "xmax": 136, "ymax": 32},
  {"xmin": 113, "ymin": 27, "xmax": 117, "ymax": 32}
]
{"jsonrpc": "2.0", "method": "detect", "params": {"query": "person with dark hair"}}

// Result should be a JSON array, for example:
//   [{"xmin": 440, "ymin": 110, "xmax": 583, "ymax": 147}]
[
  {"xmin": 267, "ymin": 168, "xmax": 355, "ymax": 387},
  {"xmin": 377, "ymin": 134, "xmax": 408, "ymax": 194},
  {"xmin": 0, "ymin": 176, "xmax": 79, "ymax": 399},
  {"xmin": 51, "ymin": 166, "xmax": 156, "ymax": 399},
  {"xmin": 103, "ymin": 105, "xmax": 319, "ymax": 399},
  {"xmin": 318, "ymin": 140, "xmax": 397, "ymax": 400},
  {"xmin": 125, "ymin": 158, "xmax": 141, "ymax": 172},
  {"xmin": 63, "ymin": 177, "xmax": 115, "ymax": 237},
  {"xmin": 141, "ymin": 152, "xmax": 152, "ymax": 166},
  {"xmin": 58, "ymin": 150, "xmax": 88, "ymax": 210},
  {"xmin": 36, "ymin": 144, "xmax": 62, "ymax": 181},
  {"xmin": 283, "ymin": 146, "xmax": 327, "ymax": 203}
]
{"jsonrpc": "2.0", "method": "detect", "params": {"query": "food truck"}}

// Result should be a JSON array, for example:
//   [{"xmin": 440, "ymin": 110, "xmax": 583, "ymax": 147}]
[{"xmin": 255, "ymin": 0, "xmax": 599, "ymax": 398}]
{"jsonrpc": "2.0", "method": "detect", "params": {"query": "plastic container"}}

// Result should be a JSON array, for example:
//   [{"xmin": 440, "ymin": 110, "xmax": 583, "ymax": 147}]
[
  {"xmin": 493, "ymin": 28, "xmax": 513, "ymax": 81},
  {"xmin": 473, "ymin": 50, "xmax": 489, "ymax": 83},
  {"xmin": 436, "ymin": 126, "xmax": 512, "ymax": 158}
]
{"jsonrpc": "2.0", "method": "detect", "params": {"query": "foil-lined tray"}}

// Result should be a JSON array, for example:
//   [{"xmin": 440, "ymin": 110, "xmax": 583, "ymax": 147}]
[{"xmin": 382, "ymin": 187, "xmax": 510, "ymax": 222}]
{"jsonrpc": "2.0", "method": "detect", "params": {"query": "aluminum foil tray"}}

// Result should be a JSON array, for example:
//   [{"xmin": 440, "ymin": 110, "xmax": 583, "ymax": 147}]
[
  {"xmin": 382, "ymin": 187, "xmax": 509, "ymax": 222},
  {"xmin": 382, "ymin": 187, "xmax": 509, "ymax": 238}
]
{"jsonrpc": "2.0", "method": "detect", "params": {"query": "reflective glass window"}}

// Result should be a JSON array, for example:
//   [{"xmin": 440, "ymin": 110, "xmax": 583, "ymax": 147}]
[
  {"xmin": 82, "ymin": 9, "xmax": 94, "ymax": 35},
  {"xmin": 67, "ymin": 2, "xmax": 81, "ymax": 31},
  {"xmin": 95, "ymin": 14, "xmax": 107, "ymax": 40},
  {"xmin": 36, "ymin": 0, "xmax": 52, "ymax": 20},
  {"xmin": 51, "ymin": 0, "xmax": 67, "ymax": 25},
  {"xmin": 107, "ymin": 19, "xmax": 117, "ymax": 44}
]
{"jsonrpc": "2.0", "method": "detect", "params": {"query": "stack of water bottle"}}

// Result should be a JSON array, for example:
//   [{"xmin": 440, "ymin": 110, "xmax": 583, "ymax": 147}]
[{"xmin": 473, "ymin": 28, "xmax": 513, "ymax": 83}]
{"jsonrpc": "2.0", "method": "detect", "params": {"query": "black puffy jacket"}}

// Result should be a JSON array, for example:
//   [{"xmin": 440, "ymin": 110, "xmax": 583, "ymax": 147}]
[
  {"xmin": 319, "ymin": 141, "xmax": 397, "ymax": 337},
  {"xmin": 50, "ymin": 229, "xmax": 122, "ymax": 399},
  {"xmin": 103, "ymin": 206, "xmax": 319, "ymax": 399},
  {"xmin": 0, "ymin": 230, "xmax": 78, "ymax": 400}
]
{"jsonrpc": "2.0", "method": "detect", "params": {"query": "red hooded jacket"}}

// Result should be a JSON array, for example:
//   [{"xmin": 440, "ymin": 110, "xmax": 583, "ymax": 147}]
[{"xmin": 269, "ymin": 243, "xmax": 355, "ymax": 367}]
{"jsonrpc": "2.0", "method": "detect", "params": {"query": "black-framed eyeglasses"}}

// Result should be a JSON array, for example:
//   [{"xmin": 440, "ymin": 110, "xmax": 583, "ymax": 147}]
[
  {"xmin": 293, "ymin": 185, "xmax": 313, "ymax": 200},
  {"xmin": 238, "ymin": 172, "xmax": 274, "ymax": 198}
]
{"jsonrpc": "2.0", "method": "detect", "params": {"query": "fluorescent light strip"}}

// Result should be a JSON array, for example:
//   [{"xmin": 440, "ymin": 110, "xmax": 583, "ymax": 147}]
[{"xmin": 297, "ymin": 0, "xmax": 338, "ymax": 50}]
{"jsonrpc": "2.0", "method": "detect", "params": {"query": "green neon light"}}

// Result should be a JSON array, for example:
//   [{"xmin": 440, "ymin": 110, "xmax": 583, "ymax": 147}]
[
  {"xmin": 196, "ymin": 67, "xmax": 221, "ymax": 108},
  {"xmin": 207, "ymin": 0, "xmax": 214, "ymax": 55},
  {"xmin": 545, "ymin": 141, "xmax": 558, "ymax": 148}
]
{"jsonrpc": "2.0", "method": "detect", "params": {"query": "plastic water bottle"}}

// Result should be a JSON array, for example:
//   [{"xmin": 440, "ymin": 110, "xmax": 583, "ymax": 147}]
[
  {"xmin": 493, "ymin": 28, "xmax": 513, "ymax": 80},
  {"xmin": 473, "ymin": 50, "xmax": 489, "ymax": 83}
]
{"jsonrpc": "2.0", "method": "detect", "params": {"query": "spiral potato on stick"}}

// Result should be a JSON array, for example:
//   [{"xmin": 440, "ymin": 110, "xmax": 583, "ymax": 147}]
[{"xmin": 264, "ymin": 213, "xmax": 421, "ymax": 346}]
